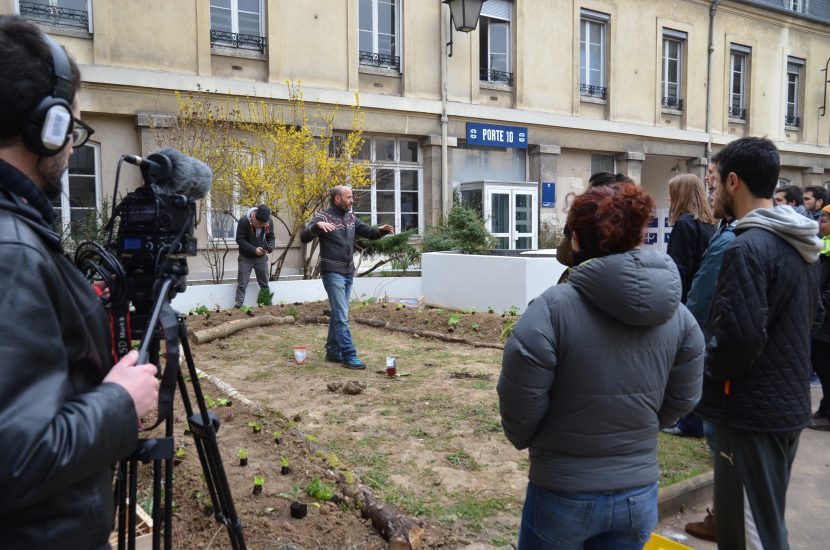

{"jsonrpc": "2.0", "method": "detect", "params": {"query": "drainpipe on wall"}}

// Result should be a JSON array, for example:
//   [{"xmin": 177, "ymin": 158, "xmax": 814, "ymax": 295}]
[
  {"xmin": 705, "ymin": 0, "xmax": 721, "ymax": 160},
  {"xmin": 440, "ymin": 3, "xmax": 450, "ymax": 220}
]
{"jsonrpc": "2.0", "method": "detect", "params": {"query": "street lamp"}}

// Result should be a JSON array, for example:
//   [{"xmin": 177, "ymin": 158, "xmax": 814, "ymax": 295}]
[{"xmin": 442, "ymin": 0, "xmax": 484, "ymax": 56}]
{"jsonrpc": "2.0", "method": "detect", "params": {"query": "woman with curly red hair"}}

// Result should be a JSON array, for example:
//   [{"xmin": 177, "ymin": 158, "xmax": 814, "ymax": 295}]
[{"xmin": 498, "ymin": 184, "xmax": 704, "ymax": 549}]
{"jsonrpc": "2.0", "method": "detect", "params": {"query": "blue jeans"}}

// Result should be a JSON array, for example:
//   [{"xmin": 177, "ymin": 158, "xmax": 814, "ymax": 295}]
[
  {"xmin": 321, "ymin": 272, "xmax": 356, "ymax": 360},
  {"xmin": 518, "ymin": 481, "xmax": 658, "ymax": 550}
]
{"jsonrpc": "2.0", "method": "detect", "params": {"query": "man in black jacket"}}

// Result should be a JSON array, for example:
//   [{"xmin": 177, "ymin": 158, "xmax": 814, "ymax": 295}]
[
  {"xmin": 701, "ymin": 137, "xmax": 822, "ymax": 549},
  {"xmin": 234, "ymin": 204, "xmax": 275, "ymax": 307},
  {"xmin": 300, "ymin": 186, "xmax": 393, "ymax": 369},
  {"xmin": 0, "ymin": 16, "xmax": 160, "ymax": 549}
]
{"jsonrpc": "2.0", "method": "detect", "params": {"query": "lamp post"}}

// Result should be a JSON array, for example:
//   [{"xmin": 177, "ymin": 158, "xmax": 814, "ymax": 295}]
[{"xmin": 440, "ymin": 0, "xmax": 484, "ymax": 219}]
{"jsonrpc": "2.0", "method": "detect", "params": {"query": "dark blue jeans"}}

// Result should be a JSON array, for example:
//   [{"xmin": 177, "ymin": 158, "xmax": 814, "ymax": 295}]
[
  {"xmin": 518, "ymin": 481, "xmax": 658, "ymax": 550},
  {"xmin": 321, "ymin": 272, "xmax": 356, "ymax": 360}
]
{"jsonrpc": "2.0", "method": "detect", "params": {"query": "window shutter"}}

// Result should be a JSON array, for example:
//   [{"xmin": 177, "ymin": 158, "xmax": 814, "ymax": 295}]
[
  {"xmin": 481, "ymin": 0, "xmax": 512, "ymax": 21},
  {"xmin": 731, "ymin": 43, "xmax": 751, "ymax": 54}
]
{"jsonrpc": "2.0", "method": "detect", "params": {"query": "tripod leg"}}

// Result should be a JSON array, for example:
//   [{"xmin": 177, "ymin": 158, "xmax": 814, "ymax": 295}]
[{"xmin": 177, "ymin": 316, "xmax": 247, "ymax": 550}]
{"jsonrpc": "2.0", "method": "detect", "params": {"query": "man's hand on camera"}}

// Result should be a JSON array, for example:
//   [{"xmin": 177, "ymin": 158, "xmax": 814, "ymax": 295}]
[
  {"xmin": 103, "ymin": 350, "xmax": 160, "ymax": 427},
  {"xmin": 316, "ymin": 221, "xmax": 337, "ymax": 233}
]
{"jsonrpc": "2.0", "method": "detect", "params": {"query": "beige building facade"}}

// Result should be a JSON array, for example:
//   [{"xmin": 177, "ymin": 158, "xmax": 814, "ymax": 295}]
[{"xmin": 5, "ymin": 0, "xmax": 830, "ymax": 277}]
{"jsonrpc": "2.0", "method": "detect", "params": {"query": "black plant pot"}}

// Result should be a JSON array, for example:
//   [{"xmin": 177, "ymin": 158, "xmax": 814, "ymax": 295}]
[
  {"xmin": 281, "ymin": 466, "xmax": 290, "ymax": 475},
  {"xmin": 252, "ymin": 484, "xmax": 262, "ymax": 496},
  {"xmin": 289, "ymin": 501, "xmax": 307, "ymax": 519},
  {"xmin": 239, "ymin": 458, "xmax": 248, "ymax": 467},
  {"xmin": 203, "ymin": 504, "xmax": 214, "ymax": 517}
]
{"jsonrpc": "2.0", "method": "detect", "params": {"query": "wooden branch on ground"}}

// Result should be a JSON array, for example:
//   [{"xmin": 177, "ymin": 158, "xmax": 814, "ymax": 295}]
[
  {"xmin": 337, "ymin": 480, "xmax": 423, "ymax": 549},
  {"xmin": 190, "ymin": 315, "xmax": 295, "ymax": 344},
  {"xmin": 353, "ymin": 317, "xmax": 504, "ymax": 350}
]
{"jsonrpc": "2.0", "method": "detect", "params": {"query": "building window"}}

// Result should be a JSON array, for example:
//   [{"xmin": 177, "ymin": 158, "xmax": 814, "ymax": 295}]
[
  {"xmin": 479, "ymin": 0, "xmax": 513, "ymax": 86},
  {"xmin": 207, "ymin": 186, "xmax": 243, "ymax": 241},
  {"xmin": 210, "ymin": 0, "xmax": 266, "ymax": 53},
  {"xmin": 729, "ymin": 45, "xmax": 750, "ymax": 120},
  {"xmin": 19, "ymin": 0, "xmax": 92, "ymax": 32},
  {"xmin": 786, "ymin": 57, "xmax": 804, "ymax": 128},
  {"xmin": 359, "ymin": 0, "xmax": 400, "ymax": 71},
  {"xmin": 52, "ymin": 143, "xmax": 100, "ymax": 243},
  {"xmin": 661, "ymin": 30, "xmax": 685, "ymax": 110},
  {"xmin": 580, "ymin": 9, "xmax": 608, "ymax": 99},
  {"xmin": 591, "ymin": 154, "xmax": 615, "ymax": 175},
  {"xmin": 789, "ymin": 0, "xmax": 802, "ymax": 12},
  {"xmin": 352, "ymin": 137, "xmax": 422, "ymax": 233}
]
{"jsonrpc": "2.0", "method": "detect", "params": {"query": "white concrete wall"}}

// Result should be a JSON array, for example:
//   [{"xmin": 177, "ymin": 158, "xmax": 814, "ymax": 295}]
[
  {"xmin": 421, "ymin": 252, "xmax": 566, "ymax": 314},
  {"xmin": 170, "ymin": 276, "xmax": 422, "ymax": 313}
]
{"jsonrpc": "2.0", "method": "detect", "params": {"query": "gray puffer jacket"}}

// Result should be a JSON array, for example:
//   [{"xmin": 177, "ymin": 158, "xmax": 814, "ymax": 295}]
[{"xmin": 498, "ymin": 250, "xmax": 704, "ymax": 493}]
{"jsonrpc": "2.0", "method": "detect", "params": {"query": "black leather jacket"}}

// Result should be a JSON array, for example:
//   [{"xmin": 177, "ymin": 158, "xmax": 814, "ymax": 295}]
[{"xmin": 0, "ymin": 167, "xmax": 138, "ymax": 549}]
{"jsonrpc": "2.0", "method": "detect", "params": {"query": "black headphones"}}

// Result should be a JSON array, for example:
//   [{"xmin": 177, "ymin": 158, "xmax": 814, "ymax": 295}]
[{"xmin": 21, "ymin": 34, "xmax": 74, "ymax": 156}]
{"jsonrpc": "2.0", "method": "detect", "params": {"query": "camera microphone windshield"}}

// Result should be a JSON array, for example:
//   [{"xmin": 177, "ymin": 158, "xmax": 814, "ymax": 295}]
[{"xmin": 126, "ymin": 149, "xmax": 213, "ymax": 200}]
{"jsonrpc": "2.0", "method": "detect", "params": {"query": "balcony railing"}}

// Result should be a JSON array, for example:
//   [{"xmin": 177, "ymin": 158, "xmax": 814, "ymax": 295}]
[
  {"xmin": 480, "ymin": 68, "xmax": 514, "ymax": 87},
  {"xmin": 19, "ymin": 1, "xmax": 89, "ymax": 30},
  {"xmin": 580, "ymin": 84, "xmax": 607, "ymax": 100},
  {"xmin": 729, "ymin": 106, "xmax": 747, "ymax": 120},
  {"xmin": 661, "ymin": 96, "xmax": 684, "ymax": 110},
  {"xmin": 210, "ymin": 30, "xmax": 266, "ymax": 53},
  {"xmin": 359, "ymin": 51, "xmax": 401, "ymax": 71},
  {"xmin": 785, "ymin": 115, "xmax": 801, "ymax": 127}
]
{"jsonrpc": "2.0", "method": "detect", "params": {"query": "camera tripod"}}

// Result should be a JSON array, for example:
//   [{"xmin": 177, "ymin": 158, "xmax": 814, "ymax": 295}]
[{"xmin": 114, "ymin": 277, "xmax": 246, "ymax": 550}]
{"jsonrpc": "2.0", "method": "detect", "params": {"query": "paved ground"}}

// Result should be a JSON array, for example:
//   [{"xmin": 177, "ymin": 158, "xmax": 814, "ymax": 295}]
[{"xmin": 656, "ymin": 387, "xmax": 830, "ymax": 549}]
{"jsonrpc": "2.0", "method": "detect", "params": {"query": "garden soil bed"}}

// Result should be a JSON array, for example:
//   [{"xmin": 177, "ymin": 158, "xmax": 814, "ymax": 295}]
[{"xmin": 136, "ymin": 300, "xmax": 709, "ymax": 549}]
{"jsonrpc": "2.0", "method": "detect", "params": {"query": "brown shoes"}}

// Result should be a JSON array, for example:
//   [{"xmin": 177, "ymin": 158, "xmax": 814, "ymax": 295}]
[{"xmin": 685, "ymin": 508, "xmax": 717, "ymax": 542}]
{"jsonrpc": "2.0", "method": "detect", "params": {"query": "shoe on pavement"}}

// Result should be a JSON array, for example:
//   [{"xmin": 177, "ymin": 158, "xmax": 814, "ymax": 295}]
[
  {"xmin": 325, "ymin": 353, "xmax": 343, "ymax": 363},
  {"xmin": 662, "ymin": 426, "xmax": 689, "ymax": 436},
  {"xmin": 809, "ymin": 417, "xmax": 830, "ymax": 431},
  {"xmin": 685, "ymin": 508, "xmax": 717, "ymax": 542},
  {"xmin": 341, "ymin": 357, "xmax": 366, "ymax": 370}
]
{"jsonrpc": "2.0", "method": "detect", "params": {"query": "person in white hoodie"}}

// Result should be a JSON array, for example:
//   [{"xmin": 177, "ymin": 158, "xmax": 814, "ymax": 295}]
[{"xmin": 699, "ymin": 137, "xmax": 823, "ymax": 550}]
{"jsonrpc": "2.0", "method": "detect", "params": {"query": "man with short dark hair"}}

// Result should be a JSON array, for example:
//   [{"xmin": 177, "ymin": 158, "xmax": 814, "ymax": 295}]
[
  {"xmin": 774, "ymin": 185, "xmax": 813, "ymax": 219},
  {"xmin": 0, "ymin": 16, "xmax": 160, "ymax": 548},
  {"xmin": 234, "ymin": 203, "xmax": 275, "ymax": 307},
  {"xmin": 300, "ymin": 185, "xmax": 393, "ymax": 369},
  {"xmin": 700, "ymin": 137, "xmax": 822, "ymax": 549},
  {"xmin": 804, "ymin": 185, "xmax": 828, "ymax": 221}
]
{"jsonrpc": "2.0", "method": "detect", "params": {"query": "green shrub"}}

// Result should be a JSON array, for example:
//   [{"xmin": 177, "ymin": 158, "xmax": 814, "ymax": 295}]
[
  {"xmin": 422, "ymin": 203, "xmax": 498, "ymax": 254},
  {"xmin": 257, "ymin": 288, "xmax": 274, "ymax": 306}
]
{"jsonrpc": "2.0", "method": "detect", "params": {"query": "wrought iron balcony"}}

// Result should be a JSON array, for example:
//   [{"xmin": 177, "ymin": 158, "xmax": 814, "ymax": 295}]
[
  {"xmin": 785, "ymin": 115, "xmax": 801, "ymax": 127},
  {"xmin": 661, "ymin": 96, "xmax": 684, "ymax": 110},
  {"xmin": 359, "ymin": 51, "xmax": 401, "ymax": 71},
  {"xmin": 210, "ymin": 30, "xmax": 266, "ymax": 53},
  {"xmin": 19, "ymin": 0, "xmax": 89, "ymax": 30},
  {"xmin": 480, "ymin": 68, "xmax": 514, "ymax": 87},
  {"xmin": 729, "ymin": 106, "xmax": 747, "ymax": 120},
  {"xmin": 580, "ymin": 84, "xmax": 607, "ymax": 100}
]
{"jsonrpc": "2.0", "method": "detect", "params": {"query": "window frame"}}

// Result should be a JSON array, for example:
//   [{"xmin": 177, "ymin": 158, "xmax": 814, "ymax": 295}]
[
  {"xmin": 53, "ymin": 141, "xmax": 101, "ymax": 240},
  {"xmin": 661, "ymin": 36, "xmax": 683, "ymax": 109},
  {"xmin": 16, "ymin": 0, "xmax": 93, "ymax": 34},
  {"xmin": 352, "ymin": 136, "xmax": 424, "ymax": 234},
  {"xmin": 729, "ymin": 48, "xmax": 748, "ymax": 120},
  {"xmin": 579, "ymin": 10, "xmax": 608, "ymax": 99},
  {"xmin": 786, "ymin": 58, "xmax": 804, "ymax": 128},
  {"xmin": 358, "ymin": 0, "xmax": 402, "ymax": 72},
  {"xmin": 206, "ymin": 151, "xmax": 260, "ymax": 241},
  {"xmin": 479, "ymin": 13, "xmax": 513, "ymax": 86},
  {"xmin": 209, "ymin": 0, "xmax": 266, "ymax": 53}
]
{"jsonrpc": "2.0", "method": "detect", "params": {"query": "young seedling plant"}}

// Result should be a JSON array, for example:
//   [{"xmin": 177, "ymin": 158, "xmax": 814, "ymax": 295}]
[
  {"xmin": 237, "ymin": 448, "xmax": 249, "ymax": 467},
  {"xmin": 252, "ymin": 475, "xmax": 264, "ymax": 496},
  {"xmin": 272, "ymin": 430, "xmax": 282, "ymax": 444},
  {"xmin": 217, "ymin": 397, "xmax": 230, "ymax": 407},
  {"xmin": 174, "ymin": 447, "xmax": 186, "ymax": 466},
  {"xmin": 247, "ymin": 420, "xmax": 261, "ymax": 434},
  {"xmin": 280, "ymin": 456, "xmax": 290, "ymax": 475}
]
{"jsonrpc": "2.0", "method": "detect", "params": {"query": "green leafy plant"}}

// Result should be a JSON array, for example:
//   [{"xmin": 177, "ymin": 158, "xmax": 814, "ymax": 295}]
[
  {"xmin": 506, "ymin": 305, "xmax": 520, "ymax": 317},
  {"xmin": 204, "ymin": 396, "xmax": 216, "ymax": 408},
  {"xmin": 239, "ymin": 305, "xmax": 251, "ymax": 314},
  {"xmin": 500, "ymin": 318, "xmax": 518, "ymax": 342},
  {"xmin": 175, "ymin": 447, "xmax": 186, "ymax": 459},
  {"xmin": 237, "ymin": 449, "xmax": 249, "ymax": 460},
  {"xmin": 280, "ymin": 456, "xmax": 289, "ymax": 468},
  {"xmin": 192, "ymin": 305, "xmax": 209, "ymax": 315},
  {"xmin": 487, "ymin": 306, "xmax": 495, "ymax": 314},
  {"xmin": 422, "ymin": 202, "xmax": 498, "ymax": 254},
  {"xmin": 355, "ymin": 229, "xmax": 421, "ymax": 275},
  {"xmin": 247, "ymin": 421, "xmax": 261, "ymax": 433},
  {"xmin": 217, "ymin": 397, "xmax": 230, "ymax": 407},
  {"xmin": 254, "ymin": 475, "xmax": 264, "ymax": 486},
  {"xmin": 447, "ymin": 313, "xmax": 462, "ymax": 327},
  {"xmin": 272, "ymin": 430, "xmax": 282, "ymax": 443},
  {"xmin": 305, "ymin": 477, "xmax": 334, "ymax": 501},
  {"xmin": 470, "ymin": 322, "xmax": 480, "ymax": 332},
  {"xmin": 284, "ymin": 304, "xmax": 299, "ymax": 318},
  {"xmin": 257, "ymin": 288, "xmax": 274, "ymax": 306}
]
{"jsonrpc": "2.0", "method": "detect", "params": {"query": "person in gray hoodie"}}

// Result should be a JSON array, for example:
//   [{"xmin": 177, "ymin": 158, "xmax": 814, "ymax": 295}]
[
  {"xmin": 498, "ymin": 183, "xmax": 704, "ymax": 549},
  {"xmin": 700, "ymin": 137, "xmax": 822, "ymax": 550}
]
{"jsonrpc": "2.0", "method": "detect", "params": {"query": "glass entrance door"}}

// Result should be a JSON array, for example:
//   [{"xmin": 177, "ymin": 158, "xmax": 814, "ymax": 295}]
[{"xmin": 484, "ymin": 186, "xmax": 537, "ymax": 250}]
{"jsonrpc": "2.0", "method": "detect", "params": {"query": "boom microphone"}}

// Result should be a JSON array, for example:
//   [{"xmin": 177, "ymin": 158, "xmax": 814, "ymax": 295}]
[{"xmin": 125, "ymin": 149, "xmax": 213, "ymax": 200}]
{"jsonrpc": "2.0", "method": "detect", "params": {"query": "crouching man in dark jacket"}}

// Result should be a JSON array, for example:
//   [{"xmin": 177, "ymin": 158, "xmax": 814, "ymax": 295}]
[
  {"xmin": 701, "ymin": 137, "xmax": 823, "ymax": 549},
  {"xmin": 0, "ymin": 17, "xmax": 160, "ymax": 549}
]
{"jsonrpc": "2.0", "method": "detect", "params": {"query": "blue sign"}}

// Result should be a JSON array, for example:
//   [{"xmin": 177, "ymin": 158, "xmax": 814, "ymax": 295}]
[
  {"xmin": 542, "ymin": 182, "xmax": 556, "ymax": 207},
  {"xmin": 466, "ymin": 122, "xmax": 528, "ymax": 149}
]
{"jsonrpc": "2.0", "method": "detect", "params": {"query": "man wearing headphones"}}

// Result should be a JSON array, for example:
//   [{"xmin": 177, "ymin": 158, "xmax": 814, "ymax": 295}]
[{"xmin": 0, "ymin": 16, "xmax": 160, "ymax": 548}]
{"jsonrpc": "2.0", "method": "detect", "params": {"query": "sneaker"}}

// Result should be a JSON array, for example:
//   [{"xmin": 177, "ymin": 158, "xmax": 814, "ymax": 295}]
[
  {"xmin": 808, "ymin": 417, "xmax": 830, "ymax": 431},
  {"xmin": 324, "ymin": 353, "xmax": 343, "ymax": 363},
  {"xmin": 662, "ymin": 426, "xmax": 689, "ymax": 437},
  {"xmin": 685, "ymin": 508, "xmax": 717, "ymax": 542},
  {"xmin": 341, "ymin": 357, "xmax": 366, "ymax": 370}
]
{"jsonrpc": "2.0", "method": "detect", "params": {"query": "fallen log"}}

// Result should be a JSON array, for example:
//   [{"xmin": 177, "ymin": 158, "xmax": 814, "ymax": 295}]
[
  {"xmin": 338, "ymin": 480, "xmax": 423, "ymax": 549},
  {"xmin": 297, "ymin": 315, "xmax": 330, "ymax": 324},
  {"xmin": 190, "ymin": 315, "xmax": 294, "ymax": 344},
  {"xmin": 353, "ymin": 317, "xmax": 504, "ymax": 349}
]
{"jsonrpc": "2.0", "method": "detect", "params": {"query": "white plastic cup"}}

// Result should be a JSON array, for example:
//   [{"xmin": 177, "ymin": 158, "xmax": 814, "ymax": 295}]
[
  {"xmin": 293, "ymin": 346, "xmax": 306, "ymax": 365},
  {"xmin": 385, "ymin": 356, "xmax": 397, "ymax": 378}
]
